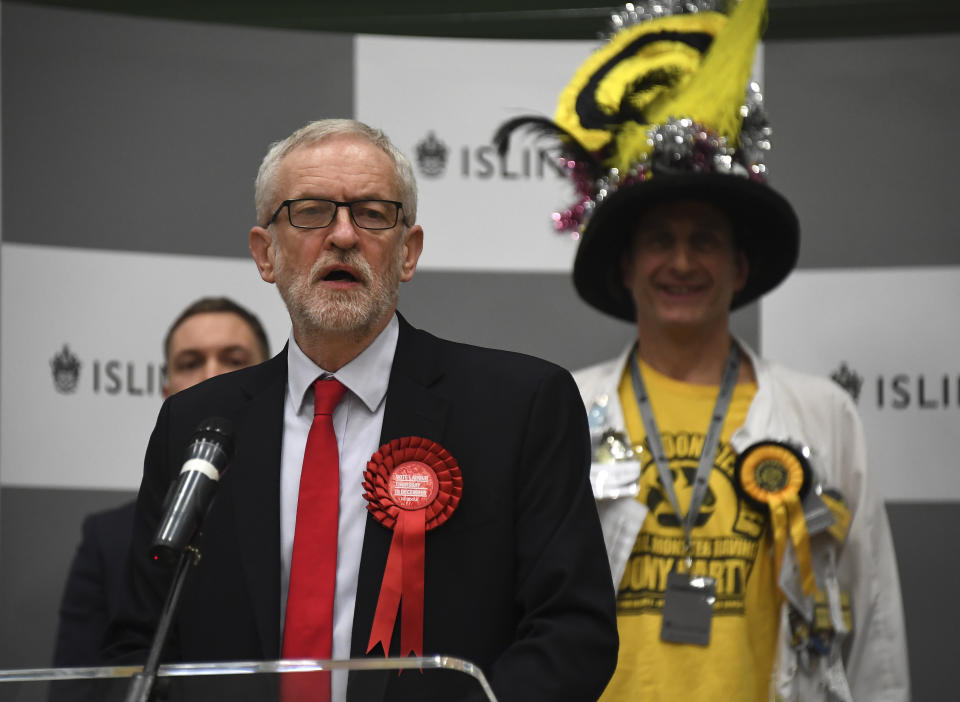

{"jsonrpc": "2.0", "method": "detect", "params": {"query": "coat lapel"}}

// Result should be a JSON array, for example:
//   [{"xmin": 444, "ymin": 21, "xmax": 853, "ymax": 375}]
[
  {"xmin": 379, "ymin": 333, "xmax": 448, "ymax": 444},
  {"xmin": 227, "ymin": 351, "xmax": 287, "ymax": 659}
]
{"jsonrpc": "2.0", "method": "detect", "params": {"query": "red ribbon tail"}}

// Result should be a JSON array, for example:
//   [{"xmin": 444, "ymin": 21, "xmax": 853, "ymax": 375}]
[
  {"xmin": 366, "ymin": 527, "xmax": 404, "ymax": 655},
  {"xmin": 400, "ymin": 509, "xmax": 426, "ymax": 658}
]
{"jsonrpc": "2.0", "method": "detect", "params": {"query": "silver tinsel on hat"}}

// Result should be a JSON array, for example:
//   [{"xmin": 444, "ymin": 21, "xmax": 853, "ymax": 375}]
[
  {"xmin": 553, "ymin": 80, "xmax": 772, "ymax": 236},
  {"xmin": 606, "ymin": 0, "xmax": 726, "ymax": 36}
]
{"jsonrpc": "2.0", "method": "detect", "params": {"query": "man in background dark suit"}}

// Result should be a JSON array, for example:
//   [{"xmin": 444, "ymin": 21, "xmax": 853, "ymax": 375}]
[
  {"xmin": 103, "ymin": 119, "xmax": 618, "ymax": 702},
  {"xmin": 53, "ymin": 297, "xmax": 270, "ymax": 666}
]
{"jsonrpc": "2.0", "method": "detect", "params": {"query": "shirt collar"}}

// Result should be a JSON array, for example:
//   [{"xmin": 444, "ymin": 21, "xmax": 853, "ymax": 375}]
[{"xmin": 286, "ymin": 315, "xmax": 399, "ymax": 414}]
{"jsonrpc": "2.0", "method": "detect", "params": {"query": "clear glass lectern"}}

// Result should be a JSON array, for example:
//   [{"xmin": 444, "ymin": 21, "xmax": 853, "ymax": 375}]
[{"xmin": 0, "ymin": 656, "xmax": 498, "ymax": 702}]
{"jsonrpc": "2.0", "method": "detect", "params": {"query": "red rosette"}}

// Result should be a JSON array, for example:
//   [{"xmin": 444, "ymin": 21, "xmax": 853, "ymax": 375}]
[{"xmin": 362, "ymin": 437, "xmax": 462, "ymax": 659}]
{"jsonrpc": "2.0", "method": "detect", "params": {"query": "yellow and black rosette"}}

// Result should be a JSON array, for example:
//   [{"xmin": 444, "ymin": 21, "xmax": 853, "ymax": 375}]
[{"xmin": 735, "ymin": 441, "xmax": 816, "ymax": 596}]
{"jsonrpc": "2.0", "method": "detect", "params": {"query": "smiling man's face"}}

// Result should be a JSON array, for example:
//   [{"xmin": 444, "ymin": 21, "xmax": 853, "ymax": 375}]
[
  {"xmin": 251, "ymin": 134, "xmax": 422, "ymax": 340},
  {"xmin": 622, "ymin": 199, "xmax": 747, "ymax": 338}
]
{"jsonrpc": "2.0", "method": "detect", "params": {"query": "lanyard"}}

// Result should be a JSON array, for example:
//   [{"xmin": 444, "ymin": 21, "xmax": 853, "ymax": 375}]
[{"xmin": 630, "ymin": 343, "xmax": 741, "ymax": 554}]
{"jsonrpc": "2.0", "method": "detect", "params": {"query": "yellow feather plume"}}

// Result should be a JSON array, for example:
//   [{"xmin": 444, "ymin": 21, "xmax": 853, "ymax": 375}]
[
  {"xmin": 554, "ymin": 0, "xmax": 768, "ymax": 174},
  {"xmin": 622, "ymin": 0, "xmax": 767, "ymax": 169}
]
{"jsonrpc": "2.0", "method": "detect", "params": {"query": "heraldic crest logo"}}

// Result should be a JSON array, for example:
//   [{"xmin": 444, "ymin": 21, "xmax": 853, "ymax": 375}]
[
  {"xmin": 415, "ymin": 131, "xmax": 448, "ymax": 177},
  {"xmin": 830, "ymin": 362, "xmax": 863, "ymax": 402},
  {"xmin": 50, "ymin": 343, "xmax": 82, "ymax": 394}
]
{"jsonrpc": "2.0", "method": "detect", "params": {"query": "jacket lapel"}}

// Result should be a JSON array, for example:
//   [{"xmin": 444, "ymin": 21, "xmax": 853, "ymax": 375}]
[
  {"xmin": 379, "ymin": 325, "xmax": 448, "ymax": 444},
  {"xmin": 227, "ymin": 351, "xmax": 287, "ymax": 659}
]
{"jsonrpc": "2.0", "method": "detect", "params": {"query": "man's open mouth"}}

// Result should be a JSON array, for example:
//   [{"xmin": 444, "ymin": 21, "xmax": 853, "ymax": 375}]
[{"xmin": 322, "ymin": 267, "xmax": 360, "ymax": 283}]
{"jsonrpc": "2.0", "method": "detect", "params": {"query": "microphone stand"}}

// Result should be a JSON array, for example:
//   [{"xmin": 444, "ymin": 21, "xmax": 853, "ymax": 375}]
[{"xmin": 123, "ymin": 545, "xmax": 201, "ymax": 702}]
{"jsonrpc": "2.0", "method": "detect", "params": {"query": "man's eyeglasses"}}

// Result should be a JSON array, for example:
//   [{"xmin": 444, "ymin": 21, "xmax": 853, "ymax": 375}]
[{"xmin": 269, "ymin": 198, "xmax": 404, "ymax": 231}]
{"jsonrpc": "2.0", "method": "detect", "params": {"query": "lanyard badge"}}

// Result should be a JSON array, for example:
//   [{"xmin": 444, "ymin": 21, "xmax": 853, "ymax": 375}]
[
  {"xmin": 630, "ymin": 344, "xmax": 741, "ymax": 646},
  {"xmin": 661, "ymin": 557, "xmax": 718, "ymax": 646}
]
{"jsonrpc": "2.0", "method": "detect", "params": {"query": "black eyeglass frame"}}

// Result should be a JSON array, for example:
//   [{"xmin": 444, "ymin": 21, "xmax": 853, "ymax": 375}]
[{"xmin": 267, "ymin": 198, "xmax": 405, "ymax": 231}]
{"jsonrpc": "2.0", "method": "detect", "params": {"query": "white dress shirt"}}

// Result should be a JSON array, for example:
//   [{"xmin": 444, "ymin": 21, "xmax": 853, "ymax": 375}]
[{"xmin": 279, "ymin": 315, "xmax": 399, "ymax": 701}]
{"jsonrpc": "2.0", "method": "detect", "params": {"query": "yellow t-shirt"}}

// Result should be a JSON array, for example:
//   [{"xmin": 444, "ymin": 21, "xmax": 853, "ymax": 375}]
[{"xmin": 600, "ymin": 359, "xmax": 779, "ymax": 702}]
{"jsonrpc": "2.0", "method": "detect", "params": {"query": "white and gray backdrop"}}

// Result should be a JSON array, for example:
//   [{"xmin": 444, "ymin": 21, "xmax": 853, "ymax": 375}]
[{"xmin": 1, "ymin": 3, "xmax": 958, "ymax": 699}]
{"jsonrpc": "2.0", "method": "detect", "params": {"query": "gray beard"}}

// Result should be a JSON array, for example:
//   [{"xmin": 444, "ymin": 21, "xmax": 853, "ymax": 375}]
[{"xmin": 274, "ymin": 245, "xmax": 402, "ymax": 338}]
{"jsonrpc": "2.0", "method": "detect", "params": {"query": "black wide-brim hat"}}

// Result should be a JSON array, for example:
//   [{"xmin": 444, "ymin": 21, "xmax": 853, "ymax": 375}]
[{"xmin": 572, "ymin": 172, "xmax": 800, "ymax": 321}]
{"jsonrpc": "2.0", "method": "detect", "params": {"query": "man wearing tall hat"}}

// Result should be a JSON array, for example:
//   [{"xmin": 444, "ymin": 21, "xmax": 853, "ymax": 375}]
[{"xmin": 498, "ymin": 0, "xmax": 908, "ymax": 700}]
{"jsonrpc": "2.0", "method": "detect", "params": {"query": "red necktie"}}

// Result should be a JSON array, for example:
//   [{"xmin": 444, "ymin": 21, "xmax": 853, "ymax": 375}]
[{"xmin": 282, "ymin": 377, "xmax": 346, "ymax": 700}]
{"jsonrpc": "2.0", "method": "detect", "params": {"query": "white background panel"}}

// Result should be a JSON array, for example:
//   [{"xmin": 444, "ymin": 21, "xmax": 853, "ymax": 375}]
[
  {"xmin": 760, "ymin": 266, "xmax": 960, "ymax": 501},
  {"xmin": 0, "ymin": 243, "xmax": 292, "ymax": 489},
  {"xmin": 356, "ymin": 35, "xmax": 596, "ymax": 272}
]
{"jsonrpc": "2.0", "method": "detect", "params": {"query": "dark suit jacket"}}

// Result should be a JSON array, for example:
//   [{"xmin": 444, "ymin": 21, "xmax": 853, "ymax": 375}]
[
  {"xmin": 54, "ymin": 500, "xmax": 137, "ymax": 667},
  {"xmin": 104, "ymin": 315, "xmax": 618, "ymax": 701}
]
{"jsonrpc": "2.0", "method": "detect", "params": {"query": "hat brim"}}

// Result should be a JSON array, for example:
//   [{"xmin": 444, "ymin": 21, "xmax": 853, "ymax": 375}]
[{"xmin": 572, "ymin": 173, "xmax": 800, "ymax": 321}]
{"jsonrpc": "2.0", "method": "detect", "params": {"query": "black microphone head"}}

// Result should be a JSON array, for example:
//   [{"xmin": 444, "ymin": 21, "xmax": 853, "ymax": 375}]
[
  {"xmin": 184, "ymin": 417, "xmax": 235, "ymax": 477},
  {"xmin": 192, "ymin": 416, "xmax": 234, "ymax": 454},
  {"xmin": 152, "ymin": 417, "xmax": 236, "ymax": 563}
]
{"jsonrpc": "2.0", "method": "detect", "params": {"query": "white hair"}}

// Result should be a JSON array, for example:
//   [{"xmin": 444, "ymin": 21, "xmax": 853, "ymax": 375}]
[{"xmin": 254, "ymin": 119, "xmax": 418, "ymax": 227}]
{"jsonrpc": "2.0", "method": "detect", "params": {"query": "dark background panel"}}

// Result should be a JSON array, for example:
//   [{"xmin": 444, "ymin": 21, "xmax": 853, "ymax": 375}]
[
  {"xmin": 0, "ymin": 487, "xmax": 136, "ymax": 668},
  {"xmin": 886, "ymin": 503, "xmax": 960, "ymax": 702},
  {"xmin": 765, "ymin": 34, "xmax": 960, "ymax": 269},
  {"xmin": 1, "ymin": 2, "xmax": 354, "ymax": 258}
]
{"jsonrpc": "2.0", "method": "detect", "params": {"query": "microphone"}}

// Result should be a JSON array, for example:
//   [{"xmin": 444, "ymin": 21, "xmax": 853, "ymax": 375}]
[{"xmin": 151, "ymin": 417, "xmax": 235, "ymax": 564}]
